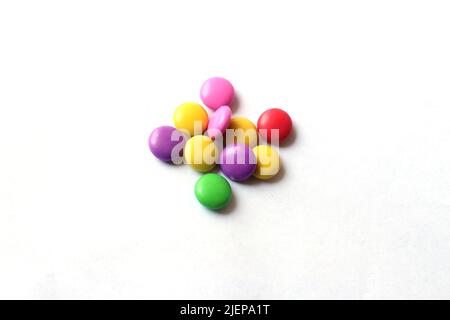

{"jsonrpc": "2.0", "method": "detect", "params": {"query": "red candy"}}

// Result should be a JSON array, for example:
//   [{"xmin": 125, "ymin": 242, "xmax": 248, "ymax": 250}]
[{"xmin": 257, "ymin": 108, "xmax": 292, "ymax": 143}]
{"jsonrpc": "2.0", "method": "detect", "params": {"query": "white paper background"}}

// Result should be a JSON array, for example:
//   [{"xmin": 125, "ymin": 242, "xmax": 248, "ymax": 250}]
[{"xmin": 1, "ymin": 1, "xmax": 450, "ymax": 299}]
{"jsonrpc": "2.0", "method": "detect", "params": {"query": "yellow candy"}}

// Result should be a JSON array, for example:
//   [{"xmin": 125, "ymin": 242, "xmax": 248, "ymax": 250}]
[
  {"xmin": 252, "ymin": 145, "xmax": 280, "ymax": 180},
  {"xmin": 184, "ymin": 135, "xmax": 218, "ymax": 172},
  {"xmin": 227, "ymin": 116, "xmax": 258, "ymax": 148},
  {"xmin": 173, "ymin": 102, "xmax": 208, "ymax": 137}
]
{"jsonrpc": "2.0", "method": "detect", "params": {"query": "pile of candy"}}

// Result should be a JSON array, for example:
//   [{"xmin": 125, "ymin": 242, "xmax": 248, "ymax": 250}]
[{"xmin": 148, "ymin": 77, "xmax": 293, "ymax": 210}]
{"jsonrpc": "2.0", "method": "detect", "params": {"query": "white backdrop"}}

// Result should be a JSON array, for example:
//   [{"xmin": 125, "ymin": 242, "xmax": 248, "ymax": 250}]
[{"xmin": 1, "ymin": 1, "xmax": 450, "ymax": 299}]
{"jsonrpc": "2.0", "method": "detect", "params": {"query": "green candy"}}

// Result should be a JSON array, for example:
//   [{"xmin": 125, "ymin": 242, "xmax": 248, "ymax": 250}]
[{"xmin": 194, "ymin": 173, "xmax": 232, "ymax": 210}]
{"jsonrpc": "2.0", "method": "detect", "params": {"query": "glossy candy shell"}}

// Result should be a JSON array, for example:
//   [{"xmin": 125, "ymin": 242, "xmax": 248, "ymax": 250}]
[
  {"xmin": 257, "ymin": 108, "xmax": 292, "ymax": 143},
  {"xmin": 148, "ymin": 126, "xmax": 184, "ymax": 162},
  {"xmin": 207, "ymin": 105, "xmax": 232, "ymax": 140},
  {"xmin": 200, "ymin": 77, "xmax": 234, "ymax": 110},
  {"xmin": 173, "ymin": 102, "xmax": 208, "ymax": 137},
  {"xmin": 194, "ymin": 173, "xmax": 232, "ymax": 210},
  {"xmin": 220, "ymin": 143, "xmax": 257, "ymax": 181},
  {"xmin": 227, "ymin": 116, "xmax": 258, "ymax": 148},
  {"xmin": 252, "ymin": 145, "xmax": 280, "ymax": 180},
  {"xmin": 184, "ymin": 135, "xmax": 218, "ymax": 172}
]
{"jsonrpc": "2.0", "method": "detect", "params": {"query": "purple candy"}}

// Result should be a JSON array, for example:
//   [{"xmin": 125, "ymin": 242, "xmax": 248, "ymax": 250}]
[
  {"xmin": 220, "ymin": 143, "xmax": 257, "ymax": 181},
  {"xmin": 148, "ymin": 126, "xmax": 184, "ymax": 162}
]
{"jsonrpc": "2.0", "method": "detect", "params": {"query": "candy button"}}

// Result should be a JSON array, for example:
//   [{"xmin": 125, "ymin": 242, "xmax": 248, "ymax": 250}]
[
  {"xmin": 252, "ymin": 145, "xmax": 280, "ymax": 180},
  {"xmin": 184, "ymin": 135, "xmax": 218, "ymax": 172},
  {"xmin": 148, "ymin": 126, "xmax": 186, "ymax": 163},
  {"xmin": 257, "ymin": 108, "xmax": 292, "ymax": 143},
  {"xmin": 195, "ymin": 173, "xmax": 232, "ymax": 210},
  {"xmin": 220, "ymin": 143, "xmax": 256, "ymax": 181},
  {"xmin": 173, "ymin": 102, "xmax": 208, "ymax": 137},
  {"xmin": 206, "ymin": 105, "xmax": 232, "ymax": 140},
  {"xmin": 200, "ymin": 77, "xmax": 234, "ymax": 110},
  {"xmin": 227, "ymin": 116, "xmax": 258, "ymax": 148}
]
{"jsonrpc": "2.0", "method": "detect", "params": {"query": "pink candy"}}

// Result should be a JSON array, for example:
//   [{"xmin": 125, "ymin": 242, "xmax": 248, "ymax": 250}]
[
  {"xmin": 207, "ymin": 105, "xmax": 232, "ymax": 140},
  {"xmin": 200, "ymin": 77, "xmax": 235, "ymax": 110}
]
